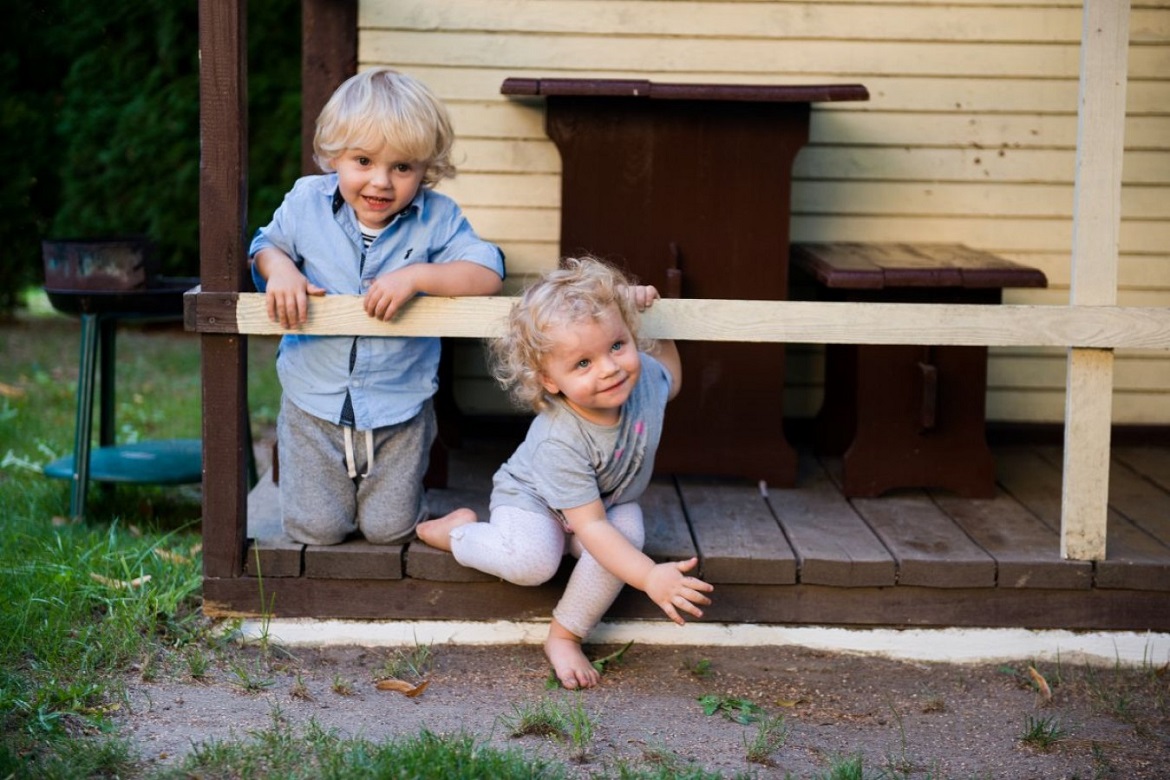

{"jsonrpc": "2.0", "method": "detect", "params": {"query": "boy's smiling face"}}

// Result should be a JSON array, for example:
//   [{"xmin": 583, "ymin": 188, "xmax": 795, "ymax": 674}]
[{"xmin": 331, "ymin": 143, "xmax": 426, "ymax": 230}]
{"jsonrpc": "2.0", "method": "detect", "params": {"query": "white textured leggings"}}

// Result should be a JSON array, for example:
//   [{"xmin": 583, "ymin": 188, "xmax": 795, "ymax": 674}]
[{"xmin": 449, "ymin": 502, "xmax": 645, "ymax": 639}]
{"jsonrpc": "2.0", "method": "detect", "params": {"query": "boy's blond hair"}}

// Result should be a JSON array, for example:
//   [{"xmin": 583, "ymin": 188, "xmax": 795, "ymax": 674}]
[
  {"xmin": 313, "ymin": 68, "xmax": 455, "ymax": 185},
  {"xmin": 491, "ymin": 256, "xmax": 650, "ymax": 413}
]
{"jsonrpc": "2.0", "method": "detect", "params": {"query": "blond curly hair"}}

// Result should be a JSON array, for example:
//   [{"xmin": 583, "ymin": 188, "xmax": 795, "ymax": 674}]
[
  {"xmin": 491, "ymin": 257, "xmax": 651, "ymax": 413},
  {"xmin": 313, "ymin": 67, "xmax": 456, "ymax": 186}
]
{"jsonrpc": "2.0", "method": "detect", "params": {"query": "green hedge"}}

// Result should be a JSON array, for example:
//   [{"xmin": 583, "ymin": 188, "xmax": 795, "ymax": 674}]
[{"xmin": 0, "ymin": 0, "xmax": 300, "ymax": 314}]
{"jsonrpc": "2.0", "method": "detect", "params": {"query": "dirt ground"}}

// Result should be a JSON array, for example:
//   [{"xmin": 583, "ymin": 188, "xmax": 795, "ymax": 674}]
[{"xmin": 117, "ymin": 638, "xmax": 1169, "ymax": 779}]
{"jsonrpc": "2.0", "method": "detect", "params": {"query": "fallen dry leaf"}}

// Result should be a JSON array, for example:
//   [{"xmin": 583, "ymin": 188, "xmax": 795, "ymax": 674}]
[
  {"xmin": 90, "ymin": 573, "xmax": 152, "ymax": 590},
  {"xmin": 153, "ymin": 548, "xmax": 191, "ymax": 565},
  {"xmin": 375, "ymin": 678, "xmax": 430, "ymax": 697},
  {"xmin": 0, "ymin": 382, "xmax": 26, "ymax": 399},
  {"xmin": 1027, "ymin": 665, "xmax": 1052, "ymax": 701}
]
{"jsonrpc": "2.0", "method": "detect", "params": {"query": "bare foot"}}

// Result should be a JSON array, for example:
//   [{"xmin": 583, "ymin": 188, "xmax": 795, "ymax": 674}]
[
  {"xmin": 415, "ymin": 508, "xmax": 477, "ymax": 552},
  {"xmin": 544, "ymin": 619, "xmax": 600, "ymax": 690}
]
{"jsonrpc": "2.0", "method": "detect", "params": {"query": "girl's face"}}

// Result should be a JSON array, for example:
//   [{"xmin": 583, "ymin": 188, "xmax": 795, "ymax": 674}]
[
  {"xmin": 331, "ymin": 142, "xmax": 426, "ymax": 230},
  {"xmin": 538, "ymin": 303, "xmax": 641, "ymax": 426}
]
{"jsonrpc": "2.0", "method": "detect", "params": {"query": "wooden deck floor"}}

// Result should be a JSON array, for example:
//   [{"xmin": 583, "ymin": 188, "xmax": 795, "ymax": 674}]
[{"xmin": 206, "ymin": 438, "xmax": 1170, "ymax": 632}]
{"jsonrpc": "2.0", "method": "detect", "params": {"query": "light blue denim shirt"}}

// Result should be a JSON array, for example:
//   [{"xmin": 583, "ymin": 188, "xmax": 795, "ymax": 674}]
[{"xmin": 249, "ymin": 174, "xmax": 505, "ymax": 430}]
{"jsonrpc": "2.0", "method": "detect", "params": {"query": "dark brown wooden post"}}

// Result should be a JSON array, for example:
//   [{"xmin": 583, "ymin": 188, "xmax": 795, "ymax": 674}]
[
  {"xmin": 199, "ymin": 0, "xmax": 250, "ymax": 578},
  {"xmin": 301, "ymin": 0, "xmax": 357, "ymax": 174}
]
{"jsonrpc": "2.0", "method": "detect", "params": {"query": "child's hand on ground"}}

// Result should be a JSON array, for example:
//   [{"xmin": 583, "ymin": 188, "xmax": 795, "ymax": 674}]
[
  {"xmin": 643, "ymin": 557, "xmax": 713, "ymax": 625},
  {"xmin": 264, "ymin": 262, "xmax": 325, "ymax": 329}
]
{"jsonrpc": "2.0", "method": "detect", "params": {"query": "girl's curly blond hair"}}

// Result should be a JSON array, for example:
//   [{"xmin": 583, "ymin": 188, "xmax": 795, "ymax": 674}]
[{"xmin": 490, "ymin": 256, "xmax": 651, "ymax": 413}]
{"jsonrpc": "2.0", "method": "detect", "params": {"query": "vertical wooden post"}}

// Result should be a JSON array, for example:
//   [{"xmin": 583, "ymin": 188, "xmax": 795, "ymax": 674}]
[
  {"xmin": 301, "ymin": 0, "xmax": 357, "ymax": 174},
  {"xmin": 199, "ymin": 0, "xmax": 250, "ymax": 578},
  {"xmin": 1061, "ymin": 0, "xmax": 1129, "ymax": 560}
]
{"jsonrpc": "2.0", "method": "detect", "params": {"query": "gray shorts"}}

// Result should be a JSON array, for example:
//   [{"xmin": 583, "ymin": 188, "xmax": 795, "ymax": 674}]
[{"xmin": 276, "ymin": 395, "xmax": 436, "ymax": 545}]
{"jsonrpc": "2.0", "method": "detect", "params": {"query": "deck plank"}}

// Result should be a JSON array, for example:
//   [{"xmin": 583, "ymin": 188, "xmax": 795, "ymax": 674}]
[
  {"xmin": 641, "ymin": 477, "xmax": 699, "ymax": 562},
  {"xmin": 305, "ymin": 540, "xmax": 404, "ymax": 580},
  {"xmin": 244, "ymin": 470, "xmax": 303, "ymax": 577},
  {"xmin": 823, "ymin": 459, "xmax": 996, "ymax": 587},
  {"xmin": 932, "ymin": 489, "xmax": 1092, "ymax": 590},
  {"xmin": 1106, "ymin": 451, "xmax": 1170, "ymax": 548},
  {"xmin": 202, "ymin": 576, "xmax": 1170, "ymax": 631},
  {"xmin": 228, "ymin": 439, "xmax": 1170, "ymax": 629},
  {"xmin": 410, "ymin": 481, "xmax": 497, "ymax": 582},
  {"xmin": 765, "ymin": 454, "xmax": 895, "ymax": 586},
  {"xmin": 1113, "ymin": 445, "xmax": 1170, "ymax": 493},
  {"xmin": 998, "ymin": 446, "xmax": 1170, "ymax": 591},
  {"xmin": 678, "ymin": 477, "xmax": 797, "ymax": 584}
]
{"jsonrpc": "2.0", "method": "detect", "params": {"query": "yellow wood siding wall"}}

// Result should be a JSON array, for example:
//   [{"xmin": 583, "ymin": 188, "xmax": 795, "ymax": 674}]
[{"xmin": 358, "ymin": 0, "xmax": 1170, "ymax": 424}]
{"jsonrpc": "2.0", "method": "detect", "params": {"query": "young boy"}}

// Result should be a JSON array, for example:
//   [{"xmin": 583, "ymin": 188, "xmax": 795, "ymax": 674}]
[{"xmin": 250, "ymin": 68, "xmax": 504, "ymax": 547}]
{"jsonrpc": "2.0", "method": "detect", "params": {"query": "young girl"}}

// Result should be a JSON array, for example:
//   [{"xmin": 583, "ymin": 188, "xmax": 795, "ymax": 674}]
[{"xmin": 417, "ymin": 257, "xmax": 714, "ymax": 689}]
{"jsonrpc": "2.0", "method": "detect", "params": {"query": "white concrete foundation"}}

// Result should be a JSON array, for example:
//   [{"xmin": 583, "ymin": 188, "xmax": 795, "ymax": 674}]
[{"xmin": 225, "ymin": 619, "xmax": 1170, "ymax": 667}]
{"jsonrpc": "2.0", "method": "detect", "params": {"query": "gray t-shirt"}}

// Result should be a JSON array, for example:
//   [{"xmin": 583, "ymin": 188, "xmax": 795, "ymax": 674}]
[{"xmin": 490, "ymin": 353, "xmax": 673, "ymax": 517}]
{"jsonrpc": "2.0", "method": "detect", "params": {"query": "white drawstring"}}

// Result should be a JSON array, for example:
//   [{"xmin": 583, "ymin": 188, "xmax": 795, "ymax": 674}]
[{"xmin": 343, "ymin": 427, "xmax": 375, "ymax": 479}]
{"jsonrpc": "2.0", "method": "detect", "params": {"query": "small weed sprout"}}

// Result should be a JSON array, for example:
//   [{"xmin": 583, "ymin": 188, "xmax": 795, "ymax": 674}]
[
  {"xmin": 814, "ymin": 752, "xmax": 866, "ymax": 780},
  {"xmin": 744, "ymin": 713, "xmax": 788, "ymax": 765},
  {"xmin": 228, "ymin": 658, "xmax": 275, "ymax": 693},
  {"xmin": 697, "ymin": 693, "xmax": 765, "ymax": 724},
  {"xmin": 503, "ymin": 698, "xmax": 570, "ymax": 739},
  {"xmin": 690, "ymin": 658, "xmax": 713, "ymax": 678},
  {"xmin": 920, "ymin": 695, "xmax": 946, "ymax": 713},
  {"xmin": 186, "ymin": 647, "xmax": 210, "ymax": 680},
  {"xmin": 564, "ymin": 696, "xmax": 595, "ymax": 762},
  {"xmin": 378, "ymin": 640, "xmax": 434, "ymax": 682},
  {"xmin": 331, "ymin": 674, "xmax": 354, "ymax": 697},
  {"xmin": 290, "ymin": 672, "xmax": 313, "ymax": 701},
  {"xmin": 501, "ymin": 694, "xmax": 596, "ymax": 759},
  {"xmin": 1020, "ymin": 713, "xmax": 1067, "ymax": 750}
]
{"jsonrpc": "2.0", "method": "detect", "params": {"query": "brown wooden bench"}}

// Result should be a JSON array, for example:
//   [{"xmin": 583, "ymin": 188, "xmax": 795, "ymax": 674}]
[{"xmin": 791, "ymin": 242, "xmax": 1047, "ymax": 498}]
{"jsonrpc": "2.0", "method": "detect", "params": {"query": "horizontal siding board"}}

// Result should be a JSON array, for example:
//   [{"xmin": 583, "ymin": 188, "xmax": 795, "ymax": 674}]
[
  {"xmin": 436, "ymin": 173, "xmax": 561, "ymax": 208},
  {"xmin": 363, "ymin": 2, "xmax": 1166, "ymax": 47},
  {"xmin": 406, "ymin": 66, "xmax": 1170, "ymax": 117},
  {"xmin": 363, "ymin": 31, "xmax": 1168, "ymax": 80},
  {"xmin": 793, "ymin": 148, "xmax": 1170, "ymax": 185},
  {"xmin": 796, "ymin": 182, "xmax": 1167, "ymax": 220},
  {"xmin": 789, "ymin": 216, "xmax": 1169, "ymax": 254},
  {"xmin": 807, "ymin": 113, "xmax": 1168, "ymax": 150}
]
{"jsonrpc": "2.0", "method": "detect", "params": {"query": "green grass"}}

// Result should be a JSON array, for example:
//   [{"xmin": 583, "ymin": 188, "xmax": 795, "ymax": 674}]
[{"xmin": 0, "ymin": 299, "xmax": 278, "ymax": 775}]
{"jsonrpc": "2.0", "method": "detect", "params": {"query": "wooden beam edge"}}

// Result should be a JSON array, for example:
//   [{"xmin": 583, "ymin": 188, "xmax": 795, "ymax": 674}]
[{"xmin": 184, "ymin": 292, "xmax": 1170, "ymax": 350}]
